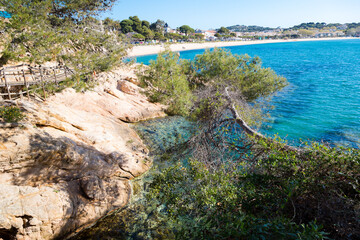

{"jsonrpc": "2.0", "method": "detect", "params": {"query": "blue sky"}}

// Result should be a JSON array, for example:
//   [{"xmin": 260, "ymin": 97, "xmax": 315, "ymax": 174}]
[{"xmin": 102, "ymin": 0, "xmax": 360, "ymax": 30}]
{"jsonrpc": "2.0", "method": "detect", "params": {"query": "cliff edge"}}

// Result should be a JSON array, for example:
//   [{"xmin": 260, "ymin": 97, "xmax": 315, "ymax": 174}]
[{"xmin": 0, "ymin": 65, "xmax": 166, "ymax": 240}]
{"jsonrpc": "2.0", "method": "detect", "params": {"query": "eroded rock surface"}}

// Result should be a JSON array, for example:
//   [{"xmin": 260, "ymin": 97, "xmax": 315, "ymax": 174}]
[{"xmin": 0, "ymin": 65, "xmax": 166, "ymax": 239}]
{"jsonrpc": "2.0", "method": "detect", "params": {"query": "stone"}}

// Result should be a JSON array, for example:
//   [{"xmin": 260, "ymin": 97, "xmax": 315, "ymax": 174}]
[
  {"xmin": 0, "ymin": 64, "xmax": 165, "ymax": 239},
  {"xmin": 124, "ymin": 76, "xmax": 140, "ymax": 85},
  {"xmin": 117, "ymin": 80, "xmax": 140, "ymax": 96},
  {"xmin": 80, "ymin": 176, "xmax": 105, "ymax": 200}
]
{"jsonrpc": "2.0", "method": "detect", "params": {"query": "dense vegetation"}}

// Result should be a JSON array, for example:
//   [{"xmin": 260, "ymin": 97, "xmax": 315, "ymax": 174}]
[
  {"xmin": 2, "ymin": 2, "xmax": 359, "ymax": 239},
  {"xmin": 134, "ymin": 49, "xmax": 360, "ymax": 239},
  {"xmin": 0, "ymin": 0, "xmax": 127, "ymax": 75},
  {"xmin": 139, "ymin": 48, "xmax": 286, "ymax": 117},
  {"xmin": 227, "ymin": 24, "xmax": 275, "ymax": 32},
  {"xmin": 0, "ymin": 105, "xmax": 24, "ymax": 122},
  {"xmin": 102, "ymin": 16, "xmax": 201, "ymax": 42}
]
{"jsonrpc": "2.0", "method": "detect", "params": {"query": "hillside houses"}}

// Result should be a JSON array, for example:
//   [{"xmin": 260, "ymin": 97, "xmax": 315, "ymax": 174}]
[{"xmin": 204, "ymin": 30, "xmax": 217, "ymax": 40}]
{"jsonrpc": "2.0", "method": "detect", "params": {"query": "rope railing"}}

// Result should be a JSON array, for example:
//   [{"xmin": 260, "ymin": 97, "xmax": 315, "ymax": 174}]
[{"xmin": 0, "ymin": 64, "xmax": 73, "ymax": 100}]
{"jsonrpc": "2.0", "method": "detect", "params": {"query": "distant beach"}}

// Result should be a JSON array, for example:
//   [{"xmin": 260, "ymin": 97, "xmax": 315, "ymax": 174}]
[{"xmin": 127, "ymin": 37, "xmax": 358, "ymax": 57}]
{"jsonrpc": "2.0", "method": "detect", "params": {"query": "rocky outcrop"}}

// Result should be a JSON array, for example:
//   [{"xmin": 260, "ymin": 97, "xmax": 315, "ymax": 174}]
[{"xmin": 0, "ymin": 65, "xmax": 166, "ymax": 239}]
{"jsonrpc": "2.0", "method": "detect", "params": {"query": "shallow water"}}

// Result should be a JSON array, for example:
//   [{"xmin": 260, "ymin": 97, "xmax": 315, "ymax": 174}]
[{"xmin": 134, "ymin": 39, "xmax": 360, "ymax": 147}]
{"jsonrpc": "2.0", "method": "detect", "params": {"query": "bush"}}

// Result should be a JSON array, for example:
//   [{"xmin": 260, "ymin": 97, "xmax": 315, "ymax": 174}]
[
  {"xmin": 144, "ymin": 138, "xmax": 360, "ymax": 239},
  {"xmin": 147, "ymin": 158, "xmax": 329, "ymax": 239},
  {"xmin": 139, "ymin": 48, "xmax": 288, "ymax": 118},
  {"xmin": 138, "ymin": 50, "xmax": 193, "ymax": 116},
  {"xmin": 0, "ymin": 106, "xmax": 24, "ymax": 122},
  {"xmin": 191, "ymin": 48, "xmax": 288, "ymax": 101}
]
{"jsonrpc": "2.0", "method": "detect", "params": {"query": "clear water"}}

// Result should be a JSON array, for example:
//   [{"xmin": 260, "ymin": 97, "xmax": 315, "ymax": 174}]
[{"xmin": 134, "ymin": 39, "xmax": 360, "ymax": 147}]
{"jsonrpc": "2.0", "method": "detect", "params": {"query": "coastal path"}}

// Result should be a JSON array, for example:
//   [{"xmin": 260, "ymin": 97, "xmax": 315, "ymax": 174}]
[{"xmin": 0, "ymin": 64, "xmax": 73, "ymax": 100}]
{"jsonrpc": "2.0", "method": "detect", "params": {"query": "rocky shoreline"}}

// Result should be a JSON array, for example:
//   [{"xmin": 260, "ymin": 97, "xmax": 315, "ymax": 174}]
[{"xmin": 0, "ymin": 65, "xmax": 166, "ymax": 239}]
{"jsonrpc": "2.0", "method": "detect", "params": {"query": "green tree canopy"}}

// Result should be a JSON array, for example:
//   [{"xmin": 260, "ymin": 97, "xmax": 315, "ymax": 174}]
[
  {"xmin": 150, "ymin": 19, "xmax": 166, "ymax": 33},
  {"xmin": 165, "ymin": 32, "xmax": 183, "ymax": 40},
  {"xmin": 0, "ymin": 0, "xmax": 127, "ymax": 73},
  {"xmin": 132, "ymin": 33, "xmax": 145, "ymax": 40},
  {"xmin": 139, "ymin": 48, "xmax": 287, "ymax": 117},
  {"xmin": 140, "ymin": 50, "xmax": 193, "ymax": 115},
  {"xmin": 103, "ymin": 17, "xmax": 121, "ymax": 31},
  {"xmin": 194, "ymin": 33, "xmax": 204, "ymax": 40},
  {"xmin": 120, "ymin": 19, "xmax": 133, "ymax": 33},
  {"xmin": 298, "ymin": 29, "xmax": 315, "ymax": 37},
  {"xmin": 178, "ymin": 25, "xmax": 194, "ymax": 35},
  {"xmin": 154, "ymin": 32, "xmax": 165, "ymax": 41},
  {"xmin": 142, "ymin": 20, "xmax": 150, "ymax": 28},
  {"xmin": 129, "ymin": 15, "xmax": 142, "ymax": 33},
  {"xmin": 217, "ymin": 26, "xmax": 230, "ymax": 34},
  {"xmin": 192, "ymin": 48, "xmax": 287, "ymax": 101},
  {"xmin": 141, "ymin": 27, "xmax": 154, "ymax": 40}
]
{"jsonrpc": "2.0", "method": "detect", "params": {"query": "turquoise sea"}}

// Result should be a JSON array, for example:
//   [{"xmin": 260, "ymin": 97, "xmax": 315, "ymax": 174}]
[{"xmin": 134, "ymin": 39, "xmax": 360, "ymax": 147}]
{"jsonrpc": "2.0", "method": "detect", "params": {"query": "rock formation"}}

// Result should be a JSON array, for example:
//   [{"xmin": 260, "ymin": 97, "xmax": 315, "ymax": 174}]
[{"xmin": 0, "ymin": 65, "xmax": 166, "ymax": 239}]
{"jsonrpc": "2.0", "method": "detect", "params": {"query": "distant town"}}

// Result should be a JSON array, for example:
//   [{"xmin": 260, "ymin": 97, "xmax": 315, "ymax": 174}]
[
  {"xmin": 100, "ymin": 16, "xmax": 360, "ymax": 44},
  {"xmin": 1, "ymin": 10, "xmax": 360, "ymax": 44}
]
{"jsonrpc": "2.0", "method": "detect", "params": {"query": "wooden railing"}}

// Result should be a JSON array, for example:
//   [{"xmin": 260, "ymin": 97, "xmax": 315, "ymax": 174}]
[{"xmin": 0, "ymin": 64, "xmax": 73, "ymax": 100}]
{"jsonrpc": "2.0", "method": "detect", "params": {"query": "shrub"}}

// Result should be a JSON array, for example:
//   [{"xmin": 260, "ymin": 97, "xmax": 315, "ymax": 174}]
[
  {"xmin": 138, "ymin": 50, "xmax": 193, "ymax": 116},
  {"xmin": 0, "ymin": 106, "xmax": 24, "ymax": 122},
  {"xmin": 147, "ymin": 158, "xmax": 329, "ymax": 239}
]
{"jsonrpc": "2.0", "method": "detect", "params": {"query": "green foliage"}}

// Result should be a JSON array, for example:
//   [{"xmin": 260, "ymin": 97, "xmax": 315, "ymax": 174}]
[
  {"xmin": 154, "ymin": 32, "xmax": 166, "ymax": 41},
  {"xmin": 217, "ymin": 26, "xmax": 230, "ymax": 34},
  {"xmin": 192, "ymin": 48, "xmax": 288, "ymax": 101},
  {"xmin": 132, "ymin": 33, "xmax": 145, "ymax": 40},
  {"xmin": 227, "ymin": 24, "xmax": 274, "ymax": 32},
  {"xmin": 0, "ymin": 0, "xmax": 127, "ymax": 74},
  {"xmin": 119, "ymin": 16, "xmax": 159, "ymax": 40},
  {"xmin": 120, "ymin": 19, "xmax": 133, "ymax": 33},
  {"xmin": 150, "ymin": 19, "xmax": 166, "ymax": 33},
  {"xmin": 178, "ymin": 25, "xmax": 195, "ymax": 35},
  {"xmin": 136, "ymin": 45, "xmax": 360, "ymax": 238},
  {"xmin": 194, "ymin": 33, "xmax": 204, "ymax": 40},
  {"xmin": 0, "ymin": 105, "xmax": 24, "ymax": 122},
  {"xmin": 147, "ymin": 155, "xmax": 329, "ymax": 239},
  {"xmin": 103, "ymin": 17, "xmax": 121, "ymax": 32},
  {"xmin": 139, "ymin": 50, "xmax": 193, "ymax": 116},
  {"xmin": 142, "ymin": 20, "xmax": 150, "ymax": 28},
  {"xmin": 143, "ymin": 136, "xmax": 360, "ymax": 239},
  {"xmin": 164, "ymin": 32, "xmax": 185, "ymax": 40},
  {"xmin": 346, "ymin": 26, "xmax": 360, "ymax": 36},
  {"xmin": 28, "ymin": 73, "xmax": 96, "ymax": 99},
  {"xmin": 291, "ymin": 22, "xmax": 328, "ymax": 30},
  {"xmin": 140, "ymin": 48, "xmax": 287, "ymax": 122}
]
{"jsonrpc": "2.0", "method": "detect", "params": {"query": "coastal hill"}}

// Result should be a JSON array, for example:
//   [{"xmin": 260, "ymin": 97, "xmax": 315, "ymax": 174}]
[{"xmin": 226, "ymin": 25, "xmax": 275, "ymax": 32}]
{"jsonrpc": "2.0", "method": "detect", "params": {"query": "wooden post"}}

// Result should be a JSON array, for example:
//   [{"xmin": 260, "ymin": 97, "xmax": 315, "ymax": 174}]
[
  {"xmin": 53, "ymin": 68, "xmax": 58, "ymax": 85},
  {"xmin": 22, "ymin": 69, "xmax": 30, "ymax": 100},
  {"xmin": 39, "ymin": 67, "xmax": 46, "ymax": 100},
  {"xmin": 3, "ymin": 69, "xmax": 11, "ymax": 100},
  {"xmin": 64, "ymin": 66, "xmax": 68, "ymax": 79},
  {"xmin": 29, "ymin": 68, "xmax": 36, "ymax": 82}
]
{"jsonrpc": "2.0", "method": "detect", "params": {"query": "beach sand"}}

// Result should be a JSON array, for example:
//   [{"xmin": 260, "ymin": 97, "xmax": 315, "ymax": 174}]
[{"xmin": 127, "ymin": 37, "xmax": 357, "ymax": 57}]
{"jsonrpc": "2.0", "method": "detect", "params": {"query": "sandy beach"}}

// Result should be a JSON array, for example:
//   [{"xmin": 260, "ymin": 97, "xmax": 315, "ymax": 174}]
[{"xmin": 127, "ymin": 37, "xmax": 357, "ymax": 57}]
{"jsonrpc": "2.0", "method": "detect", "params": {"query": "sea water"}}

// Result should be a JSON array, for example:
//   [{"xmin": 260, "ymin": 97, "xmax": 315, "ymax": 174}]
[{"xmin": 134, "ymin": 39, "xmax": 360, "ymax": 147}]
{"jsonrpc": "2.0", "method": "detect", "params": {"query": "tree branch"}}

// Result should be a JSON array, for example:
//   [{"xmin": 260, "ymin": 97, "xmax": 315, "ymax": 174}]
[{"xmin": 224, "ymin": 87, "xmax": 301, "ymax": 153}]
